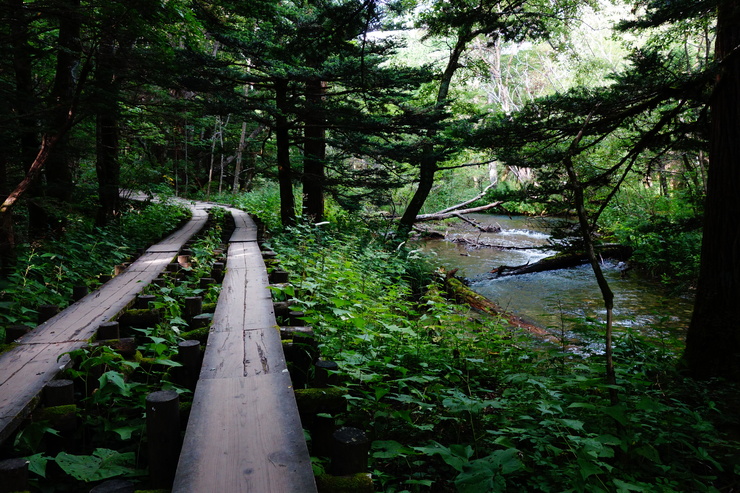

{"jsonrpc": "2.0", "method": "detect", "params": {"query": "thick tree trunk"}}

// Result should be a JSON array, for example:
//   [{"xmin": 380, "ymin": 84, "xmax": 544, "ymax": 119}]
[
  {"xmin": 45, "ymin": 0, "xmax": 81, "ymax": 203},
  {"xmin": 275, "ymin": 79, "xmax": 296, "ymax": 227},
  {"xmin": 684, "ymin": 0, "xmax": 740, "ymax": 379},
  {"xmin": 95, "ymin": 32, "xmax": 121, "ymax": 227},
  {"xmin": 303, "ymin": 79, "xmax": 326, "ymax": 222}
]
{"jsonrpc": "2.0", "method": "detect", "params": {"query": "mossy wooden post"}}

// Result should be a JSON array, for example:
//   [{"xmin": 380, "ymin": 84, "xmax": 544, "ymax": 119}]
[
  {"xmin": 313, "ymin": 360, "xmax": 339, "ymax": 388},
  {"xmin": 190, "ymin": 313, "xmax": 211, "ymax": 330},
  {"xmin": 285, "ymin": 330, "xmax": 318, "ymax": 389},
  {"xmin": 146, "ymin": 390, "xmax": 181, "ymax": 488},
  {"xmin": 211, "ymin": 262, "xmax": 224, "ymax": 282},
  {"xmin": 269, "ymin": 268, "xmax": 289, "ymax": 283},
  {"xmin": 135, "ymin": 294, "xmax": 156, "ymax": 309},
  {"xmin": 184, "ymin": 296, "xmax": 202, "ymax": 322},
  {"xmin": 44, "ymin": 379, "xmax": 74, "ymax": 406},
  {"xmin": 331, "ymin": 427, "xmax": 370, "ymax": 476},
  {"xmin": 177, "ymin": 340, "xmax": 201, "ymax": 391},
  {"xmin": 72, "ymin": 285, "xmax": 88, "ymax": 301},
  {"xmin": 0, "ymin": 458, "xmax": 28, "ymax": 493},
  {"xmin": 198, "ymin": 277, "xmax": 216, "ymax": 289},
  {"xmin": 37, "ymin": 304, "xmax": 59, "ymax": 324},
  {"xmin": 97, "ymin": 321, "xmax": 120, "ymax": 340},
  {"xmin": 288, "ymin": 310, "xmax": 305, "ymax": 326},
  {"xmin": 5, "ymin": 325, "xmax": 30, "ymax": 343}
]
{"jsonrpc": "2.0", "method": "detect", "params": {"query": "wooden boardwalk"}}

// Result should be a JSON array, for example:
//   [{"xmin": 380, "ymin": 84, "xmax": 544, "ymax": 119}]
[
  {"xmin": 0, "ymin": 198, "xmax": 211, "ymax": 444},
  {"xmin": 172, "ymin": 207, "xmax": 317, "ymax": 492},
  {"xmin": 0, "ymin": 196, "xmax": 316, "ymax": 492}
]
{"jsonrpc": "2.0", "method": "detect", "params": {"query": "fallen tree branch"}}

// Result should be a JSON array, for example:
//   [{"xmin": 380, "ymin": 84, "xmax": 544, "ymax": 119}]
[
  {"xmin": 452, "ymin": 213, "xmax": 501, "ymax": 232},
  {"xmin": 415, "ymin": 201, "xmax": 504, "ymax": 222},
  {"xmin": 434, "ymin": 182, "xmax": 497, "ymax": 215},
  {"xmin": 491, "ymin": 245, "xmax": 632, "ymax": 277}
]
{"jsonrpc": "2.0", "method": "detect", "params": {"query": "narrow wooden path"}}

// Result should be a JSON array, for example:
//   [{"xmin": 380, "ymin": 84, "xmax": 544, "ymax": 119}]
[
  {"xmin": 0, "ymin": 196, "xmax": 317, "ymax": 492},
  {"xmin": 0, "ymin": 198, "xmax": 210, "ymax": 444},
  {"xmin": 172, "ymin": 206, "xmax": 316, "ymax": 492}
]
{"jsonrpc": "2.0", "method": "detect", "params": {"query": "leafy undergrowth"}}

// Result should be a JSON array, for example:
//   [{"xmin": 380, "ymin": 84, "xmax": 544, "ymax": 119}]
[
  {"xmin": 4, "ymin": 205, "xmax": 227, "ymax": 491},
  {"xmin": 0, "ymin": 199, "xmax": 191, "ymax": 338},
  {"xmin": 269, "ymin": 218, "xmax": 740, "ymax": 493}
]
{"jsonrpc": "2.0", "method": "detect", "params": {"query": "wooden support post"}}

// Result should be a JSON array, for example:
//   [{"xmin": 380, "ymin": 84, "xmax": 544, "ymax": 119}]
[
  {"xmin": 190, "ymin": 313, "xmax": 212, "ymax": 329},
  {"xmin": 0, "ymin": 458, "xmax": 28, "ymax": 493},
  {"xmin": 177, "ymin": 340, "xmax": 201, "ymax": 391},
  {"xmin": 114, "ymin": 264, "xmax": 127, "ymax": 276},
  {"xmin": 211, "ymin": 262, "xmax": 224, "ymax": 282},
  {"xmin": 177, "ymin": 254, "xmax": 191, "ymax": 268},
  {"xmin": 5, "ymin": 325, "xmax": 30, "ymax": 343},
  {"xmin": 331, "ymin": 427, "xmax": 370, "ymax": 476},
  {"xmin": 44, "ymin": 379, "xmax": 75, "ymax": 406},
  {"xmin": 99, "ymin": 274, "xmax": 112, "ymax": 283},
  {"xmin": 72, "ymin": 285, "xmax": 88, "ymax": 302},
  {"xmin": 97, "ymin": 321, "xmax": 120, "ymax": 340},
  {"xmin": 284, "ymin": 330, "xmax": 318, "ymax": 390},
  {"xmin": 153, "ymin": 277, "xmax": 167, "ymax": 287},
  {"xmin": 135, "ymin": 294, "xmax": 156, "ymax": 309},
  {"xmin": 146, "ymin": 390, "xmax": 181, "ymax": 489},
  {"xmin": 313, "ymin": 360, "xmax": 339, "ymax": 388},
  {"xmin": 288, "ymin": 310, "xmax": 305, "ymax": 326},
  {"xmin": 199, "ymin": 277, "xmax": 216, "ymax": 289},
  {"xmin": 269, "ymin": 268, "xmax": 289, "ymax": 283},
  {"xmin": 37, "ymin": 304, "xmax": 59, "ymax": 324},
  {"xmin": 184, "ymin": 296, "xmax": 202, "ymax": 321}
]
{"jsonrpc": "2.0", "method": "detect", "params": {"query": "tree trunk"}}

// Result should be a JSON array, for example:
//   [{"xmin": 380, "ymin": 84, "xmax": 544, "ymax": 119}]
[
  {"xmin": 397, "ymin": 25, "xmax": 473, "ymax": 238},
  {"xmin": 3, "ymin": 0, "xmax": 37, "ymax": 271},
  {"xmin": 684, "ymin": 0, "xmax": 740, "ymax": 379},
  {"xmin": 303, "ymin": 79, "xmax": 327, "ymax": 222},
  {"xmin": 95, "ymin": 31, "xmax": 121, "ymax": 227},
  {"xmin": 275, "ymin": 79, "xmax": 296, "ymax": 227},
  {"xmin": 45, "ymin": 0, "xmax": 81, "ymax": 203}
]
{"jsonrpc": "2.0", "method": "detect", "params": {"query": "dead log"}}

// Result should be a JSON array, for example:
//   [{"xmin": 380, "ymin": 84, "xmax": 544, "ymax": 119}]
[
  {"xmin": 442, "ymin": 274, "xmax": 565, "ymax": 345},
  {"xmin": 452, "ymin": 213, "xmax": 501, "ymax": 232},
  {"xmin": 415, "ymin": 201, "xmax": 504, "ymax": 222},
  {"xmin": 492, "ymin": 244, "xmax": 632, "ymax": 277}
]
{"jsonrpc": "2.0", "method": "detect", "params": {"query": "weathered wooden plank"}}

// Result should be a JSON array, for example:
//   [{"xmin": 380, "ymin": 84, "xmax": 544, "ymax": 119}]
[
  {"xmin": 199, "ymin": 327, "xmax": 287, "ymax": 380},
  {"xmin": 172, "ymin": 374, "xmax": 315, "ymax": 493},
  {"xmin": 0, "ymin": 342, "xmax": 77, "ymax": 444},
  {"xmin": 0, "ymin": 203, "xmax": 210, "ymax": 445},
  {"xmin": 211, "ymin": 245, "xmax": 275, "ymax": 333}
]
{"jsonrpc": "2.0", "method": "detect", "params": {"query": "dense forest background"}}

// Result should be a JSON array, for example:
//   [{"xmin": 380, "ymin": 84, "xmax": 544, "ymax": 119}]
[{"xmin": 1, "ymin": 0, "xmax": 740, "ymax": 490}]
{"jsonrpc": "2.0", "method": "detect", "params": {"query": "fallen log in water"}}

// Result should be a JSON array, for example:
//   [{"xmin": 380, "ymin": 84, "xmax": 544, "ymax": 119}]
[
  {"xmin": 491, "ymin": 244, "xmax": 633, "ymax": 277},
  {"xmin": 442, "ymin": 273, "xmax": 566, "ymax": 345}
]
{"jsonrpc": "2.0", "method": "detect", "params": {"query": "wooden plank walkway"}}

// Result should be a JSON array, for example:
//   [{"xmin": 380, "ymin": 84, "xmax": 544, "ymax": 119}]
[
  {"xmin": 0, "ymin": 199, "xmax": 210, "ymax": 444},
  {"xmin": 172, "ymin": 207, "xmax": 317, "ymax": 492}
]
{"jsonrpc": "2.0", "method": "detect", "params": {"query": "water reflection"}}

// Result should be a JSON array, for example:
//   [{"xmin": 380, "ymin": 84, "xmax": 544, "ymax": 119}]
[{"xmin": 411, "ymin": 214, "xmax": 693, "ymax": 342}]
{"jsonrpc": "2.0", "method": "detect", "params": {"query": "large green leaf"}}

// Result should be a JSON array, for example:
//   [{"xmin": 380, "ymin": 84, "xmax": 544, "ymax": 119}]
[{"xmin": 55, "ymin": 449, "xmax": 136, "ymax": 482}]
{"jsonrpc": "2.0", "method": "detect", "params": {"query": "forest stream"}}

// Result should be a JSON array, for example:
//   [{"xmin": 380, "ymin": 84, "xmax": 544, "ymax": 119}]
[{"xmin": 411, "ymin": 214, "xmax": 695, "ymax": 350}]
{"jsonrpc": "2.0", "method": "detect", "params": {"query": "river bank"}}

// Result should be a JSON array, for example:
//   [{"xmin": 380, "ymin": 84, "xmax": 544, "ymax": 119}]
[{"xmin": 410, "ymin": 213, "xmax": 694, "ymax": 345}]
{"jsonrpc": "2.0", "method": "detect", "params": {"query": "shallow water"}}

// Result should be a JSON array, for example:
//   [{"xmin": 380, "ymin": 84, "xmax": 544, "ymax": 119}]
[{"xmin": 411, "ymin": 214, "xmax": 694, "ymax": 344}]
